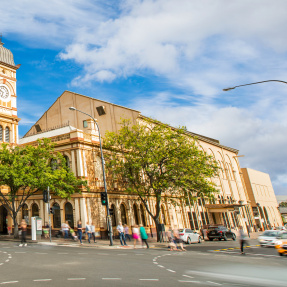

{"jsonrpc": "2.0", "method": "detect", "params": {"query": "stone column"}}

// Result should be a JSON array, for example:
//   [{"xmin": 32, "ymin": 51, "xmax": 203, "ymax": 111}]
[{"xmin": 80, "ymin": 198, "xmax": 88, "ymax": 228}]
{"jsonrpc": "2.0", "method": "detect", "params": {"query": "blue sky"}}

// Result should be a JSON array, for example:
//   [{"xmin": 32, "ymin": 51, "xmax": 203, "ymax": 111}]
[{"xmin": 2, "ymin": 0, "xmax": 287, "ymax": 194}]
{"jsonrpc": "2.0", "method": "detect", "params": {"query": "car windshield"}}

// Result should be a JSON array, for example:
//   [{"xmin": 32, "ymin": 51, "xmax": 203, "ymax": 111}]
[
  {"xmin": 262, "ymin": 231, "xmax": 279, "ymax": 237},
  {"xmin": 178, "ymin": 229, "xmax": 184, "ymax": 233}
]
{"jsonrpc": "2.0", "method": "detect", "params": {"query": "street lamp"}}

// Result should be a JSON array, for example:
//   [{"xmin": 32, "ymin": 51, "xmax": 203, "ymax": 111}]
[
  {"xmin": 223, "ymin": 80, "xmax": 287, "ymax": 91},
  {"xmin": 69, "ymin": 106, "xmax": 113, "ymax": 246}
]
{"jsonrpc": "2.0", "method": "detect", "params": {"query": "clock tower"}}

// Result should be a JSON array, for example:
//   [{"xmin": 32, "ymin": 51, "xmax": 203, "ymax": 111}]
[{"xmin": 0, "ymin": 39, "xmax": 20, "ymax": 144}]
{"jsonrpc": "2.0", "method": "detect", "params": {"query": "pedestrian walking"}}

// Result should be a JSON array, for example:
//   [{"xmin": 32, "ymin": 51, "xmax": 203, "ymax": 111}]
[
  {"xmin": 167, "ymin": 229, "xmax": 177, "ymax": 251},
  {"xmin": 132, "ymin": 225, "xmax": 141, "ymax": 248},
  {"xmin": 61, "ymin": 221, "xmax": 70, "ymax": 239},
  {"xmin": 19, "ymin": 219, "xmax": 27, "ymax": 247},
  {"xmin": 139, "ymin": 225, "xmax": 149, "ymax": 248},
  {"xmin": 86, "ymin": 222, "xmax": 92, "ymax": 243},
  {"xmin": 77, "ymin": 220, "xmax": 83, "ymax": 244},
  {"xmin": 239, "ymin": 226, "xmax": 248, "ymax": 255},
  {"xmin": 124, "ymin": 224, "xmax": 131, "ymax": 241},
  {"xmin": 91, "ymin": 221, "xmax": 97, "ymax": 243},
  {"xmin": 117, "ymin": 222, "xmax": 127, "ymax": 246},
  {"xmin": 173, "ymin": 227, "xmax": 186, "ymax": 251}
]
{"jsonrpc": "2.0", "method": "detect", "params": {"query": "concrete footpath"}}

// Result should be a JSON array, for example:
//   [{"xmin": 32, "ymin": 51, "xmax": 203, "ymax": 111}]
[
  {"xmin": 0, "ymin": 234, "xmax": 168, "ymax": 249},
  {"xmin": 0, "ymin": 231, "xmax": 262, "ymax": 249}
]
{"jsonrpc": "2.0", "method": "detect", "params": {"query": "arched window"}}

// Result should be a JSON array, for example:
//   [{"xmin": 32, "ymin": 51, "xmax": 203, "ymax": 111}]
[
  {"xmin": 0, "ymin": 126, "xmax": 3, "ymax": 141},
  {"xmin": 120, "ymin": 204, "xmax": 127, "ymax": 225},
  {"xmin": 50, "ymin": 158, "xmax": 58, "ymax": 170},
  {"xmin": 111, "ymin": 204, "xmax": 117, "ymax": 226},
  {"xmin": 53, "ymin": 203, "xmax": 61, "ymax": 228},
  {"xmin": 65, "ymin": 202, "xmax": 74, "ymax": 228},
  {"xmin": 4, "ymin": 127, "xmax": 9, "ymax": 143},
  {"xmin": 22, "ymin": 204, "xmax": 28, "ymax": 220},
  {"xmin": 64, "ymin": 155, "xmax": 70, "ymax": 169},
  {"xmin": 140, "ymin": 205, "xmax": 146, "ymax": 226},
  {"xmin": 31, "ymin": 203, "xmax": 39, "ymax": 217},
  {"xmin": 133, "ymin": 204, "xmax": 139, "ymax": 225}
]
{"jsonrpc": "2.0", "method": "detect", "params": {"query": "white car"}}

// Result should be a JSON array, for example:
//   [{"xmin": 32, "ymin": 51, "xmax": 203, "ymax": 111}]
[
  {"xmin": 178, "ymin": 228, "xmax": 202, "ymax": 244},
  {"xmin": 258, "ymin": 230, "xmax": 281, "ymax": 247}
]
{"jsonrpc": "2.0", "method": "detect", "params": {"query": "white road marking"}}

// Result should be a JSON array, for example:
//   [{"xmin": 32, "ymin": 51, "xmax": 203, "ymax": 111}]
[
  {"xmin": 167, "ymin": 269, "xmax": 176, "ymax": 273},
  {"xmin": 0, "ymin": 263, "xmax": 3, "ymax": 266},
  {"xmin": 183, "ymin": 275, "xmax": 194, "ymax": 279},
  {"xmin": 102, "ymin": 278, "xmax": 122, "ymax": 280},
  {"xmin": 97, "ymin": 253, "xmax": 109, "ymax": 255},
  {"xmin": 15, "ymin": 252, "xmax": 26, "ymax": 254},
  {"xmin": 207, "ymin": 281, "xmax": 222, "ymax": 285},
  {"xmin": 178, "ymin": 280, "xmax": 201, "ymax": 283},
  {"xmin": 0, "ymin": 281, "xmax": 19, "ymax": 284},
  {"xmin": 78, "ymin": 253, "xmax": 88, "ymax": 254},
  {"xmin": 33, "ymin": 279, "xmax": 52, "ymax": 282},
  {"xmin": 35, "ymin": 252, "xmax": 48, "ymax": 254},
  {"xmin": 139, "ymin": 279, "xmax": 159, "ymax": 281},
  {"xmin": 135, "ymin": 254, "xmax": 144, "ymax": 255},
  {"xmin": 117, "ymin": 254, "xmax": 127, "ymax": 255},
  {"xmin": 5, "ymin": 260, "xmax": 9, "ymax": 262},
  {"xmin": 153, "ymin": 262, "xmax": 158, "ymax": 264},
  {"xmin": 67, "ymin": 278, "xmax": 86, "ymax": 280},
  {"xmin": 58, "ymin": 253, "xmax": 68, "ymax": 254},
  {"xmin": 157, "ymin": 265, "xmax": 165, "ymax": 268}
]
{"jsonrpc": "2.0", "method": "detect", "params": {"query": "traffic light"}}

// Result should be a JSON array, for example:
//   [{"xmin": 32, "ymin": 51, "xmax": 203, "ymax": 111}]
[
  {"xmin": 49, "ymin": 207, "xmax": 54, "ymax": 214},
  {"xmin": 43, "ymin": 190, "xmax": 48, "ymax": 203},
  {"xmin": 101, "ymin": 192, "xmax": 107, "ymax": 205}
]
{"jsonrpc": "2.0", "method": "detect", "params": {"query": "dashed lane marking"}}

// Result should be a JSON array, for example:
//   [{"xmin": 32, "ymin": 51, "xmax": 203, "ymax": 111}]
[
  {"xmin": 157, "ymin": 265, "xmax": 165, "ymax": 268},
  {"xmin": 139, "ymin": 279, "xmax": 159, "ymax": 281},
  {"xmin": 178, "ymin": 280, "xmax": 201, "ymax": 283},
  {"xmin": 166, "ymin": 269, "xmax": 176, "ymax": 273},
  {"xmin": 102, "ymin": 278, "xmax": 122, "ymax": 280},
  {"xmin": 0, "ymin": 281, "xmax": 19, "ymax": 285},
  {"xmin": 183, "ymin": 275, "xmax": 194, "ymax": 279},
  {"xmin": 207, "ymin": 281, "xmax": 222, "ymax": 286},
  {"xmin": 67, "ymin": 278, "xmax": 86, "ymax": 281},
  {"xmin": 33, "ymin": 279, "xmax": 52, "ymax": 282}
]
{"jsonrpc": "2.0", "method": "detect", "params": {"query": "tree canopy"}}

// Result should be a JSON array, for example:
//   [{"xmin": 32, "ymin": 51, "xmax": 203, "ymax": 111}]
[
  {"xmin": 0, "ymin": 139, "xmax": 88, "ymax": 236},
  {"xmin": 104, "ymin": 119, "xmax": 219, "ymax": 240}
]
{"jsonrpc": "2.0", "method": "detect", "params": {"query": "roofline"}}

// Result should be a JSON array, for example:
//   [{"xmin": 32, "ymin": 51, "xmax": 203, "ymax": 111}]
[
  {"xmin": 139, "ymin": 115, "xmax": 239, "ymax": 154},
  {"xmin": 23, "ymin": 90, "xmax": 141, "ymax": 138},
  {"xmin": 0, "ymin": 60, "xmax": 20, "ymax": 70}
]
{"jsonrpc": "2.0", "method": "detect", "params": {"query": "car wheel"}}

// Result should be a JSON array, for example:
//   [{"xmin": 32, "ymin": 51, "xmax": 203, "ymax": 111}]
[
  {"xmin": 187, "ymin": 237, "xmax": 191, "ymax": 244},
  {"xmin": 279, "ymin": 253, "xmax": 283, "ymax": 256},
  {"xmin": 209, "ymin": 238, "xmax": 213, "ymax": 241},
  {"xmin": 232, "ymin": 235, "xmax": 236, "ymax": 241}
]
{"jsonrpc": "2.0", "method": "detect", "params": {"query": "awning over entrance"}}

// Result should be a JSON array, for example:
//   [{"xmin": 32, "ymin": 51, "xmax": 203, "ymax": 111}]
[{"xmin": 205, "ymin": 203, "xmax": 243, "ymax": 213}]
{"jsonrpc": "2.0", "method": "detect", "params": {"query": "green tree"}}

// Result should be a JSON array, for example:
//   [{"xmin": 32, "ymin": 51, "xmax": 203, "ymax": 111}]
[
  {"xmin": 0, "ymin": 139, "xmax": 88, "ymax": 237},
  {"xmin": 279, "ymin": 202, "xmax": 287, "ymax": 207},
  {"xmin": 104, "ymin": 119, "xmax": 219, "ymax": 241}
]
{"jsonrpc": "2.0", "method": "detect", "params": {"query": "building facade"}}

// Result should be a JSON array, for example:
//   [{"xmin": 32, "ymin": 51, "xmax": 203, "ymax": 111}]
[{"xmin": 0, "ymin": 43, "xmax": 282, "ymax": 237}]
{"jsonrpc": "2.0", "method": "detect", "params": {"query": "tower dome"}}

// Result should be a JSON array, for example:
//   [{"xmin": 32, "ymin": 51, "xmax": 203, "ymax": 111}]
[{"xmin": 0, "ymin": 42, "xmax": 15, "ymax": 66}]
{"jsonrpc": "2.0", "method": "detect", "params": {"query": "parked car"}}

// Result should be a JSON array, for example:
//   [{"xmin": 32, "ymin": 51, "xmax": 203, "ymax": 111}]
[
  {"xmin": 258, "ymin": 230, "xmax": 281, "ymax": 247},
  {"xmin": 178, "ymin": 228, "xmax": 202, "ymax": 244},
  {"xmin": 207, "ymin": 226, "xmax": 236, "ymax": 241},
  {"xmin": 275, "ymin": 232, "xmax": 287, "ymax": 256}
]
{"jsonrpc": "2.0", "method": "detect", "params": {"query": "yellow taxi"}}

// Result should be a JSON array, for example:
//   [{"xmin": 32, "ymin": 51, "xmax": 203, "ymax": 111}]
[{"xmin": 274, "ymin": 232, "xmax": 287, "ymax": 256}]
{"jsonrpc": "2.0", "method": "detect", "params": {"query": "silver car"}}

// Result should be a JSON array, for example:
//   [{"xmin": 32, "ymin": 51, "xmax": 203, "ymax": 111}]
[
  {"xmin": 258, "ymin": 230, "xmax": 281, "ymax": 247},
  {"xmin": 179, "ymin": 228, "xmax": 202, "ymax": 244}
]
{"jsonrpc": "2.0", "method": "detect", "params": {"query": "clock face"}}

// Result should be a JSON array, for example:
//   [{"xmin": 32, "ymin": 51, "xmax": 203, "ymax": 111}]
[{"xmin": 0, "ymin": 84, "xmax": 11, "ymax": 102}]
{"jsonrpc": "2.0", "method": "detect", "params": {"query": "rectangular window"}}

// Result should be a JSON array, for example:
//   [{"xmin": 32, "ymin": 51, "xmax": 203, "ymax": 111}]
[{"xmin": 83, "ymin": 120, "xmax": 88, "ymax": 128}]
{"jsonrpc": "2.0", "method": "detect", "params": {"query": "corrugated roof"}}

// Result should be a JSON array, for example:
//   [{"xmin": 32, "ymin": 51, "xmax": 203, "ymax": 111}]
[{"xmin": 0, "ymin": 43, "xmax": 15, "ymax": 66}]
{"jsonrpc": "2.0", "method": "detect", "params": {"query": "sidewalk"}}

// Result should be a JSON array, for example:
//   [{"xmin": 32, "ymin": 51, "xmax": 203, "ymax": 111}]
[{"xmin": 0, "ymin": 234, "xmax": 168, "ymax": 249}]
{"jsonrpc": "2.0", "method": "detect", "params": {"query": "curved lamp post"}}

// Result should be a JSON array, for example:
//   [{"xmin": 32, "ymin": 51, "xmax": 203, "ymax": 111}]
[
  {"xmin": 69, "ymin": 107, "xmax": 113, "ymax": 246},
  {"xmin": 223, "ymin": 80, "xmax": 287, "ymax": 91}
]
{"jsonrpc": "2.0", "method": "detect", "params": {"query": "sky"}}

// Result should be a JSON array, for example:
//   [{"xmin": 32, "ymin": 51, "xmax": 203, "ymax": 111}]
[{"xmin": 2, "ymin": 0, "xmax": 287, "ymax": 194}]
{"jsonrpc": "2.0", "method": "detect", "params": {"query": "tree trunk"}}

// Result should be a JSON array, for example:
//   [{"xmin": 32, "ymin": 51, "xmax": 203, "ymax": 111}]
[
  {"xmin": 155, "ymin": 218, "xmax": 161, "ymax": 242},
  {"xmin": 13, "ymin": 213, "xmax": 18, "ymax": 239}
]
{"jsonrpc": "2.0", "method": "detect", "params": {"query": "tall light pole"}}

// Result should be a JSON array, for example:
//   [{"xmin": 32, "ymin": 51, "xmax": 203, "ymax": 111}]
[
  {"xmin": 69, "ymin": 107, "xmax": 113, "ymax": 246},
  {"xmin": 223, "ymin": 80, "xmax": 287, "ymax": 91}
]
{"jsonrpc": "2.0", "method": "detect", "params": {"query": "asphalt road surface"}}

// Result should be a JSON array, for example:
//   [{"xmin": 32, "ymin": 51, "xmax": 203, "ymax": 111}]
[{"xmin": 0, "ymin": 239, "xmax": 287, "ymax": 287}]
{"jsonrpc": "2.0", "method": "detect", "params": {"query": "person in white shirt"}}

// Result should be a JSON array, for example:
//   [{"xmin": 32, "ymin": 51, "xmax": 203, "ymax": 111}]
[
  {"xmin": 117, "ymin": 222, "xmax": 127, "ymax": 246},
  {"xmin": 91, "ymin": 221, "xmax": 97, "ymax": 243},
  {"xmin": 86, "ymin": 222, "xmax": 92, "ymax": 243}
]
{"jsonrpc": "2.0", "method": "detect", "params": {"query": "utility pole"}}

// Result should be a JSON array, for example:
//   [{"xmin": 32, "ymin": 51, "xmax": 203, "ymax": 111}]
[{"xmin": 47, "ymin": 186, "xmax": 52, "ymax": 242}]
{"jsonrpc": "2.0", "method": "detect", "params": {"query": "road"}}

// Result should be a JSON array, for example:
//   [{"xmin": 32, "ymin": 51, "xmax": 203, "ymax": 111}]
[{"xmin": 0, "ymin": 239, "xmax": 287, "ymax": 286}]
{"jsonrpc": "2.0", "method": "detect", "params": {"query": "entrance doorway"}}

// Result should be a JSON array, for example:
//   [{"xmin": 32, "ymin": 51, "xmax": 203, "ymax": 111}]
[{"xmin": 0, "ymin": 205, "xmax": 8, "ymax": 234}]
